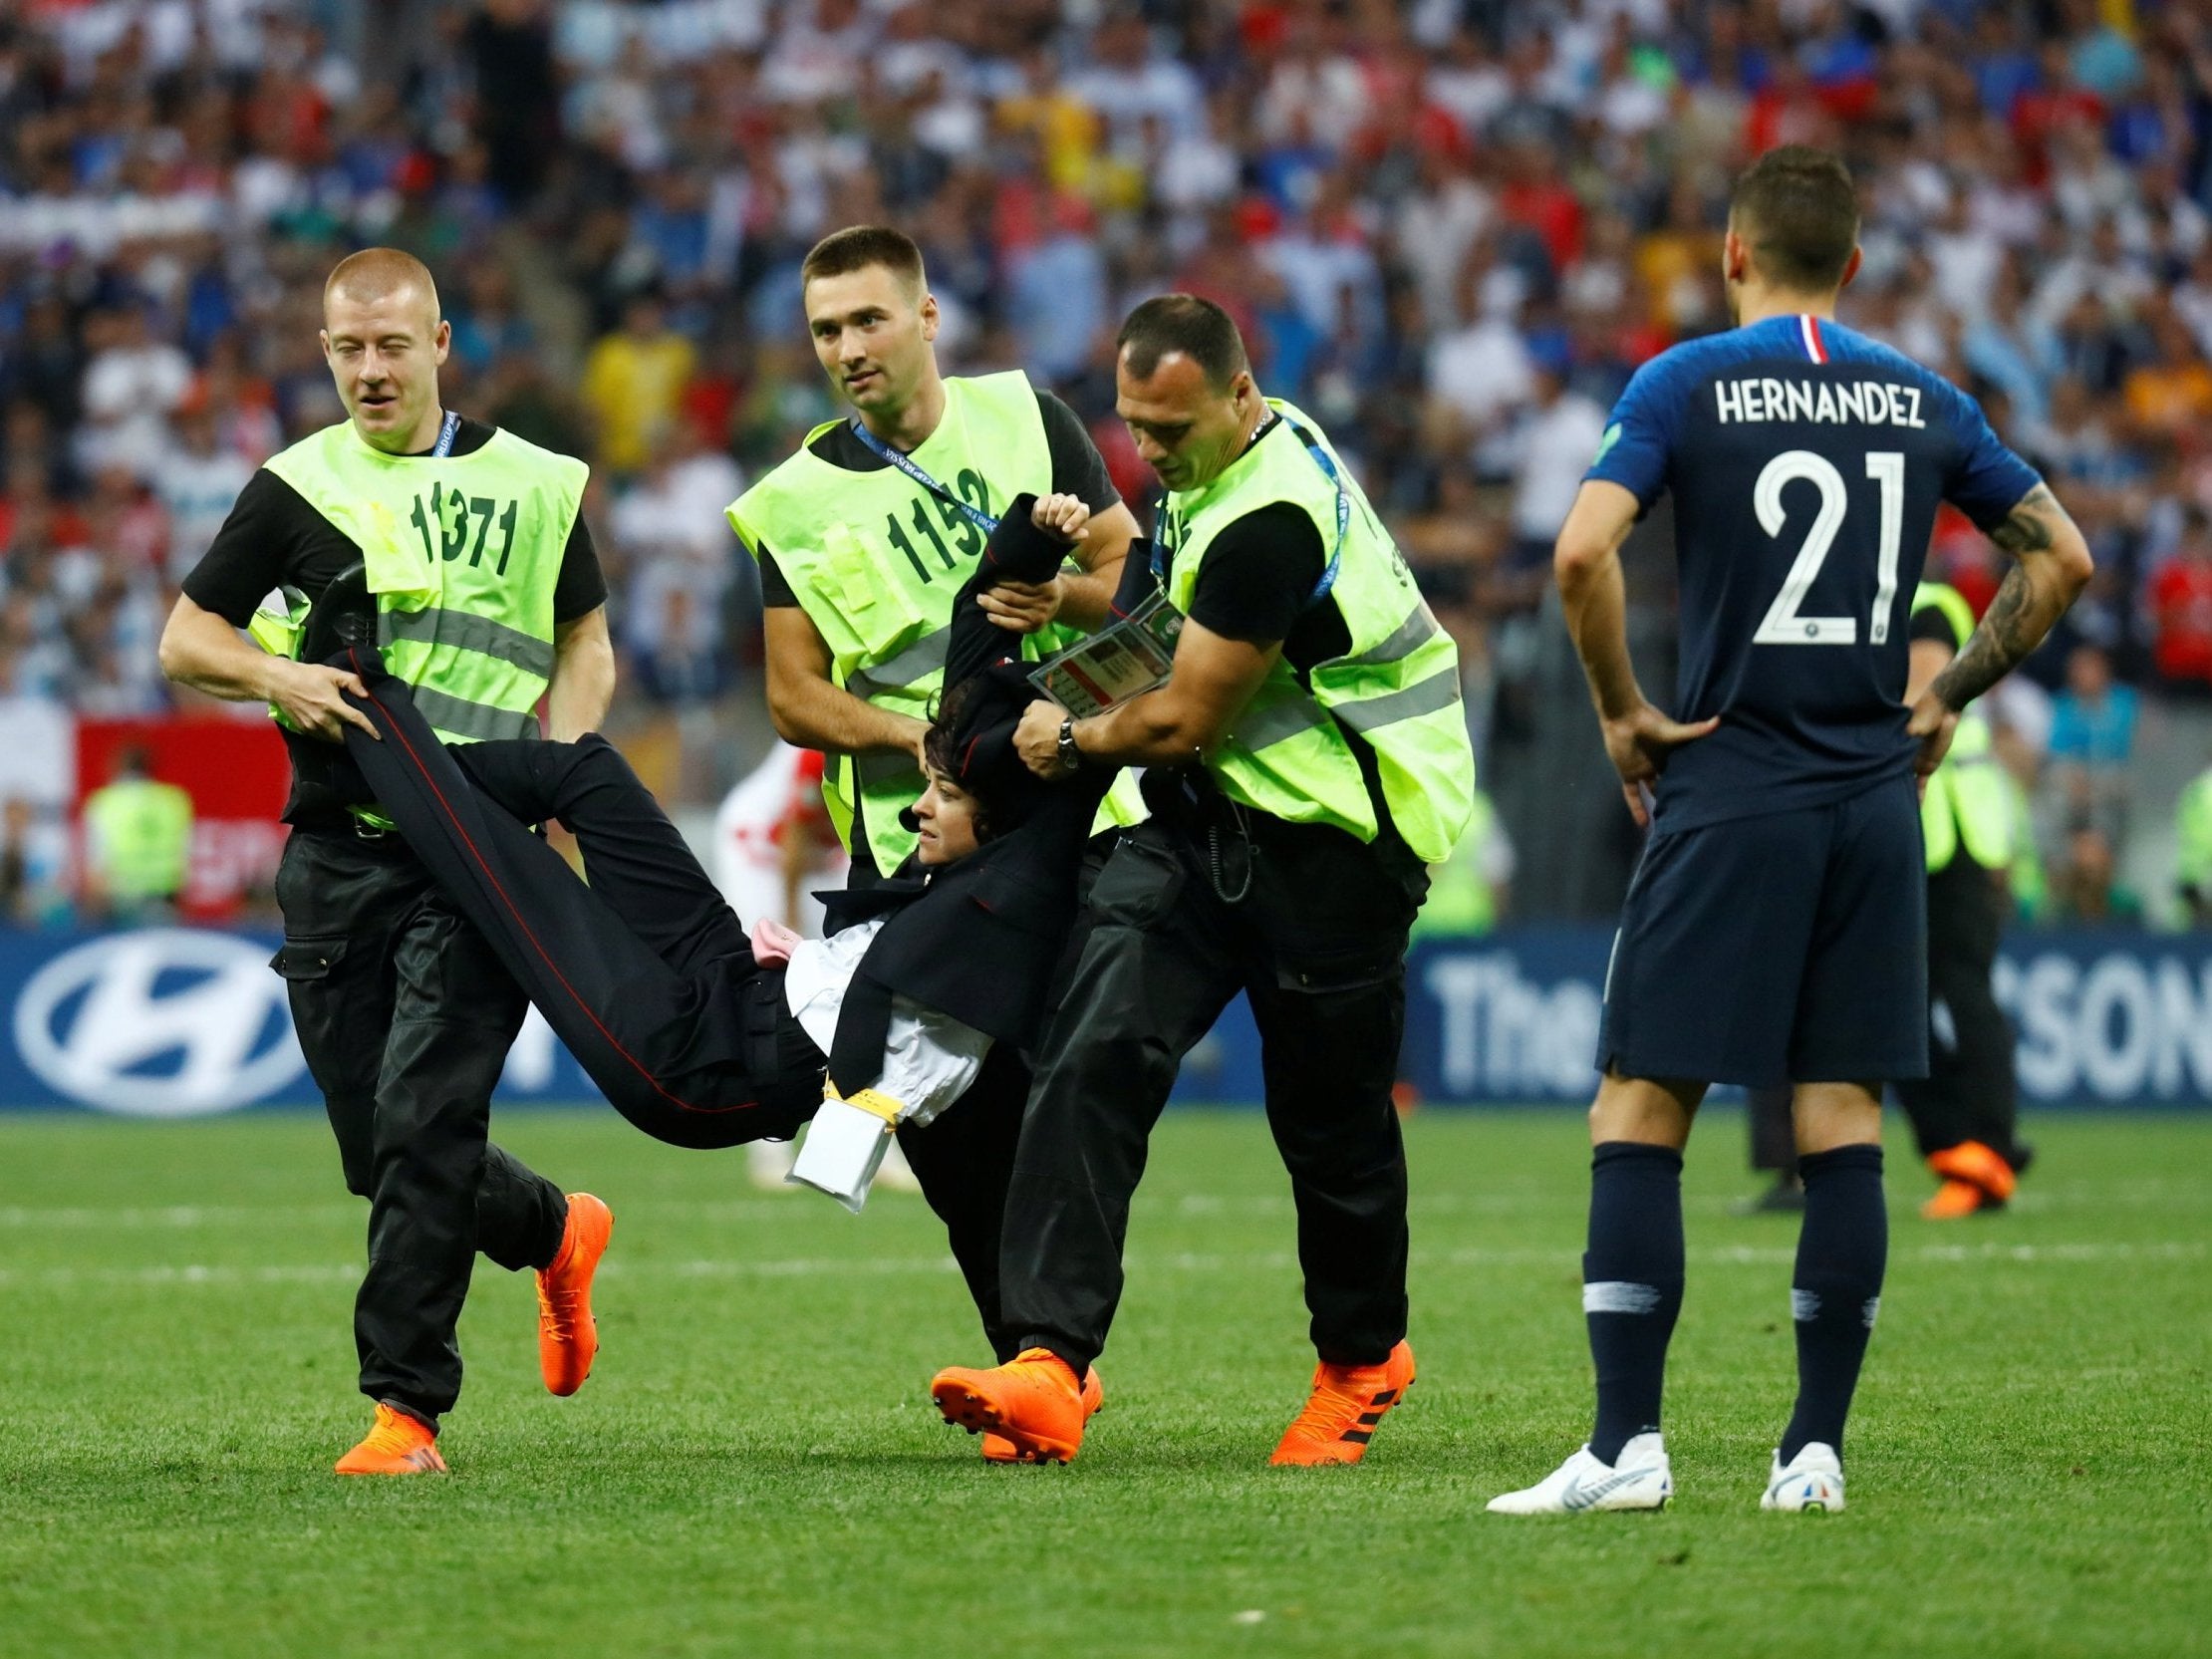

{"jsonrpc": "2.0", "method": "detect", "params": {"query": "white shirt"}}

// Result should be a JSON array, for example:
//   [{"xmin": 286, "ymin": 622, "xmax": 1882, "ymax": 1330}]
[{"xmin": 783, "ymin": 916, "xmax": 991, "ymax": 1129}]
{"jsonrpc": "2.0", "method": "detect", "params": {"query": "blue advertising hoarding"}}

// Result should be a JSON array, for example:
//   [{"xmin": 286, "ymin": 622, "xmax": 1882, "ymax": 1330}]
[{"xmin": 1, "ymin": 924, "xmax": 2208, "ymax": 1116}]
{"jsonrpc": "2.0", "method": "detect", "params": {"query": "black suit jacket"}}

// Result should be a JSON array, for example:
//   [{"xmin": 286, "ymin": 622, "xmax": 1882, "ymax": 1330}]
[{"xmin": 823, "ymin": 498, "xmax": 1143, "ymax": 1092}]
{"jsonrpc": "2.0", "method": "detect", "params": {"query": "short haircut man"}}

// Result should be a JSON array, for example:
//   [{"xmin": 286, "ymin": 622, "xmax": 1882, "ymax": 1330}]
[
  {"xmin": 1116, "ymin": 294, "xmax": 1249, "ymax": 388},
  {"xmin": 1727, "ymin": 144, "xmax": 1860, "ymax": 292},
  {"xmin": 801, "ymin": 224, "xmax": 927, "ymax": 294}
]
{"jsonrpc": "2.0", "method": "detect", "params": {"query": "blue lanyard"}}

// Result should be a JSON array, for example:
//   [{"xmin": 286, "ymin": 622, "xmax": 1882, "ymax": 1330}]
[
  {"xmin": 846, "ymin": 416, "xmax": 999, "ymax": 535},
  {"xmin": 1150, "ymin": 418, "xmax": 1345, "ymax": 609},
  {"xmin": 430, "ymin": 410, "xmax": 460, "ymax": 458}
]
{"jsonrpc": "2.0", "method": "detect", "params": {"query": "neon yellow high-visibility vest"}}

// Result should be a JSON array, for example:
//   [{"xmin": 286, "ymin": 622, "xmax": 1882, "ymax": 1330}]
[
  {"xmin": 1412, "ymin": 787, "xmax": 1499, "ymax": 938},
  {"xmin": 2178, "ymin": 768, "xmax": 2212, "ymax": 897},
  {"xmin": 259, "ymin": 418, "xmax": 585, "ymax": 747},
  {"xmin": 1161, "ymin": 401, "xmax": 1476, "ymax": 863},
  {"xmin": 1914, "ymin": 582, "xmax": 2014, "ymax": 874},
  {"xmin": 729, "ymin": 371, "xmax": 1139, "ymax": 869},
  {"xmin": 83, "ymin": 777, "xmax": 192, "ymax": 902}
]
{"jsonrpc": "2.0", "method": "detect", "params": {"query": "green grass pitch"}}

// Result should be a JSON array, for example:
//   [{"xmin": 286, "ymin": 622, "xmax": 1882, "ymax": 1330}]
[{"xmin": 1, "ymin": 1107, "xmax": 2206, "ymax": 1658}]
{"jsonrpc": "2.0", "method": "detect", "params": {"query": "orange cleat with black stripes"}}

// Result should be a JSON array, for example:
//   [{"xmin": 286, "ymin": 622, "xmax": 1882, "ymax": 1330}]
[
  {"xmin": 536, "ymin": 1193, "xmax": 612, "ymax": 1396},
  {"xmin": 1922, "ymin": 1141, "xmax": 2016, "ymax": 1220},
  {"xmin": 932, "ymin": 1348, "xmax": 1087, "ymax": 1464},
  {"xmin": 981, "ymin": 1366, "xmax": 1103, "ymax": 1464},
  {"xmin": 334, "ymin": 1403, "xmax": 447, "ymax": 1476},
  {"xmin": 1270, "ymin": 1339, "xmax": 1416, "ymax": 1467}
]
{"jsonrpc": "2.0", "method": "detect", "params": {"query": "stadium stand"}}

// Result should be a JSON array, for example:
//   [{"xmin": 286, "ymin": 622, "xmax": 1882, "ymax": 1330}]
[{"xmin": 3, "ymin": 0, "xmax": 2211, "ymax": 923}]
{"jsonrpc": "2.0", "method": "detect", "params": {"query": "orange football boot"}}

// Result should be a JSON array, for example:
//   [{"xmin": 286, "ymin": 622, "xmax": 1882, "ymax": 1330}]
[
  {"xmin": 1923, "ymin": 1141, "xmax": 2016, "ymax": 1220},
  {"xmin": 932, "ymin": 1348, "xmax": 1087, "ymax": 1464},
  {"xmin": 536, "ymin": 1193, "xmax": 613, "ymax": 1395},
  {"xmin": 981, "ymin": 1367, "xmax": 1104, "ymax": 1463},
  {"xmin": 1270, "ymin": 1338, "xmax": 1416, "ymax": 1466},
  {"xmin": 334, "ymin": 1404, "xmax": 447, "ymax": 1476},
  {"xmin": 1923, "ymin": 1179, "xmax": 1990, "ymax": 1219}
]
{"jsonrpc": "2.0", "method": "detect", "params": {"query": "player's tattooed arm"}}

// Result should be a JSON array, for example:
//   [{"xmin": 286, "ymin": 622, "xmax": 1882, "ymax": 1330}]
[
  {"xmin": 1909, "ymin": 482, "xmax": 2092, "ymax": 780},
  {"xmin": 1927, "ymin": 485, "xmax": 2091, "ymax": 711}
]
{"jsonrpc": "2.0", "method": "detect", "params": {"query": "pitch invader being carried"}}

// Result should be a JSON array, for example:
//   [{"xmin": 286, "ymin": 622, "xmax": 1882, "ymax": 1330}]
[{"xmin": 1488, "ymin": 146, "xmax": 2090, "ymax": 1518}]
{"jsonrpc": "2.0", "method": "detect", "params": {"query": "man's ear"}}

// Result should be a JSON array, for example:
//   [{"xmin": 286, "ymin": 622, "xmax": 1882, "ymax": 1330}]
[
  {"xmin": 920, "ymin": 292, "xmax": 940, "ymax": 342},
  {"xmin": 1838, "ymin": 245, "xmax": 1863, "ymax": 290},
  {"xmin": 1722, "ymin": 226, "xmax": 1749, "ymax": 287}
]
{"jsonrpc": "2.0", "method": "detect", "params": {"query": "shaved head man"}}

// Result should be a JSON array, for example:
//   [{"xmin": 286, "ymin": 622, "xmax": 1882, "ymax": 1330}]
[
  {"xmin": 159, "ymin": 247, "xmax": 619, "ymax": 1475},
  {"xmin": 320, "ymin": 248, "xmax": 451, "ymax": 453}
]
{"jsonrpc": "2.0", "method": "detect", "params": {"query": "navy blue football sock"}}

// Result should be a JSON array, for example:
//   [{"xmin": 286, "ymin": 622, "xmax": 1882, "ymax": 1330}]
[
  {"xmin": 1781, "ymin": 1143, "xmax": 1887, "ymax": 1464},
  {"xmin": 1583, "ymin": 1141, "xmax": 1685, "ymax": 1466}
]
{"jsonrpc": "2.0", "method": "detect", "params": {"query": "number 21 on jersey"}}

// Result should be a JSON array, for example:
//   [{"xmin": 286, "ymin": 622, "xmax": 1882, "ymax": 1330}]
[{"xmin": 1754, "ymin": 448, "xmax": 1904, "ymax": 647}]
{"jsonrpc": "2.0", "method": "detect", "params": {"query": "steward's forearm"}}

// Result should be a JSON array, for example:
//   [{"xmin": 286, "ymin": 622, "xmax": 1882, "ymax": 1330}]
[
  {"xmin": 1052, "ymin": 554, "xmax": 1127, "ymax": 631},
  {"xmin": 1073, "ymin": 678, "xmax": 1230, "ymax": 767},
  {"xmin": 769, "ymin": 672, "xmax": 926, "ymax": 756},
  {"xmin": 157, "ymin": 600, "xmax": 276, "ymax": 703},
  {"xmin": 546, "ymin": 631, "xmax": 616, "ymax": 741}
]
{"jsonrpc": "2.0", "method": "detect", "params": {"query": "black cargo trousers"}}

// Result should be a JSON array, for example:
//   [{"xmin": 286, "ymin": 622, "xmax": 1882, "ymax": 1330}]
[
  {"xmin": 998, "ymin": 807, "xmax": 1428, "ymax": 1379},
  {"xmin": 1894, "ymin": 853, "xmax": 2020, "ymax": 1161},
  {"xmin": 274, "ymin": 825, "xmax": 568, "ymax": 1424}
]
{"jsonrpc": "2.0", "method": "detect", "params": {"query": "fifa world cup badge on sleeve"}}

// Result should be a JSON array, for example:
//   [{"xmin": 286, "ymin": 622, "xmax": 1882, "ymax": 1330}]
[{"xmin": 1028, "ymin": 590, "xmax": 1185, "ymax": 717}]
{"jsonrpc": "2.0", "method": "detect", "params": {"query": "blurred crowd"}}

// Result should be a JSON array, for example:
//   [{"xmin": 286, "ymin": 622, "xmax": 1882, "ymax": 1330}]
[{"xmin": 4, "ymin": 0, "xmax": 2212, "ymax": 926}]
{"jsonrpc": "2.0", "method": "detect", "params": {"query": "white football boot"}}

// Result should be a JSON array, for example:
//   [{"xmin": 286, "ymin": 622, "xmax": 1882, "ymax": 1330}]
[
  {"xmin": 1761, "ymin": 1442, "xmax": 1844, "ymax": 1513},
  {"xmin": 1486, "ymin": 1433, "xmax": 1673, "ymax": 1515}
]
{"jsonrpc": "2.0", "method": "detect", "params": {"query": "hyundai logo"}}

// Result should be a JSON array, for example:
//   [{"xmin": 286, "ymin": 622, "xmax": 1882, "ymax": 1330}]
[{"xmin": 13, "ymin": 930, "xmax": 305, "ymax": 1117}]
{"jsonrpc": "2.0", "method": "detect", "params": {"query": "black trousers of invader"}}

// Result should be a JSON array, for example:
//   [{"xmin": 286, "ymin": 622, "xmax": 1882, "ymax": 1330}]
[
  {"xmin": 1894, "ymin": 854, "xmax": 2020, "ymax": 1160},
  {"xmin": 999, "ymin": 813, "xmax": 1426, "ymax": 1378},
  {"xmin": 336, "ymin": 650, "xmax": 1033, "ymax": 1360},
  {"xmin": 274, "ymin": 826, "xmax": 568, "ymax": 1422}
]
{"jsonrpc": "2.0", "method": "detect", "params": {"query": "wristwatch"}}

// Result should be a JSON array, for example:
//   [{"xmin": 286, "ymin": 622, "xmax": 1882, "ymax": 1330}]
[{"xmin": 1056, "ymin": 716, "xmax": 1082, "ymax": 775}]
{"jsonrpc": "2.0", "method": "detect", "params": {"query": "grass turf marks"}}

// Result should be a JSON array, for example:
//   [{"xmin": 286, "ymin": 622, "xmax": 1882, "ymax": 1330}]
[{"xmin": 0, "ymin": 1109, "xmax": 2206, "ymax": 1658}]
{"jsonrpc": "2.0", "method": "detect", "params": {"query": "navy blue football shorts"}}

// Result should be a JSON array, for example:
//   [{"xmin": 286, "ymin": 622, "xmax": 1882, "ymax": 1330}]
[{"xmin": 1597, "ymin": 775, "xmax": 1929, "ymax": 1088}]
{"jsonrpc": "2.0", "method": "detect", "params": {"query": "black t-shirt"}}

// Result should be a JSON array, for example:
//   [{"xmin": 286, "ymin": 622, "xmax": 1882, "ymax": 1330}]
[
  {"xmin": 1181, "ymin": 501, "xmax": 1350, "ymax": 670},
  {"xmin": 756, "ymin": 391, "xmax": 1122, "ymax": 606},
  {"xmin": 181, "ymin": 415, "xmax": 607, "ymax": 827}
]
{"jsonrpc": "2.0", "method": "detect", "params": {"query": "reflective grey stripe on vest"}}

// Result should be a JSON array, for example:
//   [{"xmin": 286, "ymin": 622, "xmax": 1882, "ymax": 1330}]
[
  {"xmin": 1358, "ymin": 602, "xmax": 1442, "ymax": 666},
  {"xmin": 1226, "ymin": 602, "xmax": 1444, "ymax": 751},
  {"xmin": 1235, "ymin": 666, "xmax": 1463, "ymax": 751},
  {"xmin": 845, "ymin": 625, "xmax": 953, "ymax": 702},
  {"xmin": 381, "ymin": 608, "xmax": 557, "ymax": 681},
  {"xmin": 411, "ymin": 685, "xmax": 539, "ymax": 741},
  {"xmin": 1334, "ymin": 667, "xmax": 1463, "ymax": 734},
  {"xmin": 1235, "ymin": 692, "xmax": 1331, "ymax": 751}
]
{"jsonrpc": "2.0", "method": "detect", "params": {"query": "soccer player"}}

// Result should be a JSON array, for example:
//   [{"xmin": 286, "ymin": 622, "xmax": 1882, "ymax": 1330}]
[
  {"xmin": 1486, "ymin": 147, "xmax": 2091, "ymax": 1517},
  {"xmin": 157, "ymin": 249, "xmax": 618, "ymax": 1477}
]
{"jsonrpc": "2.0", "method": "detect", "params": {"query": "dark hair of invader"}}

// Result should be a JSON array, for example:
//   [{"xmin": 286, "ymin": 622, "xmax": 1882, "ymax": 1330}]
[
  {"xmin": 801, "ymin": 224, "xmax": 927, "ymax": 292},
  {"xmin": 1729, "ymin": 145, "xmax": 1860, "ymax": 293},
  {"xmin": 921, "ymin": 677, "xmax": 997, "ymax": 844},
  {"xmin": 1116, "ymin": 294, "xmax": 1250, "ymax": 388}
]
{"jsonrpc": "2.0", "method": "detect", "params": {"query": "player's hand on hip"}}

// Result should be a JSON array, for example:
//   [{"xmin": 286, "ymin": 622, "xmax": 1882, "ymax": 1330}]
[
  {"xmin": 1014, "ymin": 698, "xmax": 1068, "ymax": 778},
  {"xmin": 269, "ymin": 659, "xmax": 380, "ymax": 743},
  {"xmin": 978, "ymin": 577, "xmax": 1063, "ymax": 634},
  {"xmin": 1906, "ymin": 689, "xmax": 1959, "ymax": 784},
  {"xmin": 1600, "ymin": 702, "xmax": 1718, "ymax": 828}
]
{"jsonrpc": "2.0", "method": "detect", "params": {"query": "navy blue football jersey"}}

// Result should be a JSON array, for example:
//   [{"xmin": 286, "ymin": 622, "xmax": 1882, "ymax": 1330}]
[{"xmin": 1587, "ymin": 314, "xmax": 2041, "ymax": 830}]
